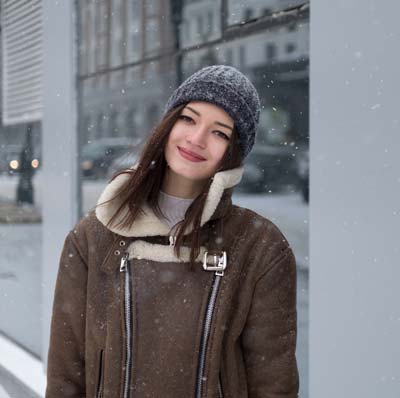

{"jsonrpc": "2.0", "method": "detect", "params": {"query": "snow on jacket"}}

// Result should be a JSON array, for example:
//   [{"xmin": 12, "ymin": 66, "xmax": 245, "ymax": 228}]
[{"xmin": 45, "ymin": 166, "xmax": 299, "ymax": 398}]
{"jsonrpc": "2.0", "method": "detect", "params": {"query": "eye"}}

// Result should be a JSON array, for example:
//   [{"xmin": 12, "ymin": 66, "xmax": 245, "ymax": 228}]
[
  {"xmin": 178, "ymin": 115, "xmax": 230, "ymax": 140},
  {"xmin": 214, "ymin": 131, "xmax": 230, "ymax": 140},
  {"xmin": 178, "ymin": 115, "xmax": 193, "ymax": 123}
]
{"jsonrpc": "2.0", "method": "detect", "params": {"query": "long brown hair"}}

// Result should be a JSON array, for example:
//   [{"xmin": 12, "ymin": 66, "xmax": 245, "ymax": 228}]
[{"xmin": 96, "ymin": 102, "xmax": 243, "ymax": 269}]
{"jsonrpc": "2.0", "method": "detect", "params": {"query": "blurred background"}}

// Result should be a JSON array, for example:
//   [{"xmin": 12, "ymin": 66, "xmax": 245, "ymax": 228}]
[{"xmin": 0, "ymin": 0, "xmax": 309, "ymax": 397}]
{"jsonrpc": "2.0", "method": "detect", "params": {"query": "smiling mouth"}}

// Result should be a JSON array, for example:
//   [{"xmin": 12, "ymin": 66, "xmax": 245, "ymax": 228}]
[{"xmin": 177, "ymin": 146, "xmax": 206, "ymax": 162}]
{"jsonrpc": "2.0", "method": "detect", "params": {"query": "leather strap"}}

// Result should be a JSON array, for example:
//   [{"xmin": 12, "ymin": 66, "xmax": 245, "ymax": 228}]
[{"xmin": 133, "ymin": 218, "xmax": 225, "ymax": 254}]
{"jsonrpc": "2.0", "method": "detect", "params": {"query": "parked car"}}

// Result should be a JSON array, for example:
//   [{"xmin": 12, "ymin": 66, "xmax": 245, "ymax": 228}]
[
  {"xmin": 81, "ymin": 137, "xmax": 138, "ymax": 179},
  {"xmin": 237, "ymin": 144, "xmax": 300, "ymax": 194},
  {"xmin": 0, "ymin": 145, "xmax": 19, "ymax": 173},
  {"xmin": 0, "ymin": 144, "xmax": 41, "ymax": 175},
  {"xmin": 238, "ymin": 162, "xmax": 265, "ymax": 193},
  {"xmin": 107, "ymin": 150, "xmax": 140, "ymax": 179}
]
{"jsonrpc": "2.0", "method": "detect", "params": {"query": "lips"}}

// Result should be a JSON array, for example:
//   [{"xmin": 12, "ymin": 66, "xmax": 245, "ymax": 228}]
[{"xmin": 177, "ymin": 146, "xmax": 206, "ymax": 162}]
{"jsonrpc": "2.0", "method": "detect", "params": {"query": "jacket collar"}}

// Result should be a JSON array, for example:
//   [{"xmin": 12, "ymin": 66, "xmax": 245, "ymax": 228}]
[{"xmin": 95, "ymin": 165, "xmax": 243, "ymax": 237}]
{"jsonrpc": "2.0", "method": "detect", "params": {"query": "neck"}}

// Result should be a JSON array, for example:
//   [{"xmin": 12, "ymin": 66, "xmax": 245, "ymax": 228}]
[{"xmin": 161, "ymin": 167, "xmax": 207, "ymax": 199}]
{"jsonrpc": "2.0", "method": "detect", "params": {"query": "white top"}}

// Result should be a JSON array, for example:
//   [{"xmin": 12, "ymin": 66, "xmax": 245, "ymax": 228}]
[{"xmin": 157, "ymin": 190, "xmax": 194, "ymax": 231}]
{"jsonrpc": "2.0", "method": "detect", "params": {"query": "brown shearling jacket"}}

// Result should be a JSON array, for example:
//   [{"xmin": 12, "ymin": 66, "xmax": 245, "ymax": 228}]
[{"xmin": 45, "ymin": 166, "xmax": 299, "ymax": 397}]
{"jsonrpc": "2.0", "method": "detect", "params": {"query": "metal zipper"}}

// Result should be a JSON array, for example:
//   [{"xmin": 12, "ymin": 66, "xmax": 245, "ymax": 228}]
[
  {"xmin": 120, "ymin": 253, "xmax": 132, "ymax": 398},
  {"xmin": 96, "ymin": 349, "xmax": 104, "ymax": 398},
  {"xmin": 218, "ymin": 370, "xmax": 224, "ymax": 398},
  {"xmin": 195, "ymin": 251, "xmax": 227, "ymax": 398}
]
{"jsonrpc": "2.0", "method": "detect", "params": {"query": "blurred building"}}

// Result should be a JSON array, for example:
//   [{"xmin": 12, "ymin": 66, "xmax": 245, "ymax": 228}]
[
  {"xmin": 0, "ymin": 0, "xmax": 42, "ymax": 166},
  {"xmin": 77, "ymin": 0, "xmax": 309, "ymax": 149},
  {"xmin": 78, "ymin": 0, "xmax": 176, "ymax": 145}
]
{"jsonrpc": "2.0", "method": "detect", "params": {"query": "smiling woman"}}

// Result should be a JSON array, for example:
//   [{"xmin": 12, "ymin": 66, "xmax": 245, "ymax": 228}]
[{"xmin": 46, "ymin": 65, "xmax": 299, "ymax": 398}]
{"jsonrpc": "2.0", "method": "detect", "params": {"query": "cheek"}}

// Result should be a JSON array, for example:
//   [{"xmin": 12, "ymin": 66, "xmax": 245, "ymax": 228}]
[
  {"xmin": 210, "ymin": 142, "xmax": 229, "ymax": 162},
  {"xmin": 165, "ymin": 129, "xmax": 182, "ymax": 161},
  {"xmin": 166, "ymin": 129, "xmax": 178, "ymax": 147},
  {"xmin": 167, "ymin": 127, "xmax": 183, "ymax": 146},
  {"xmin": 165, "ymin": 138, "xmax": 174, "ymax": 160}
]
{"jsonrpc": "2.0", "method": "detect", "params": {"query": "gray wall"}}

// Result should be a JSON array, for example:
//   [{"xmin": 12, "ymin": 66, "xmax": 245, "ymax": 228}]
[
  {"xmin": 41, "ymin": 0, "xmax": 80, "ymax": 368},
  {"xmin": 310, "ymin": 1, "xmax": 400, "ymax": 397}
]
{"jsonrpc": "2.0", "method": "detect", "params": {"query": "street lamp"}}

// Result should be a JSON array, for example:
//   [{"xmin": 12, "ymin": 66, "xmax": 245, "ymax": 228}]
[
  {"xmin": 170, "ymin": 0, "xmax": 184, "ymax": 85},
  {"xmin": 16, "ymin": 123, "xmax": 35, "ymax": 205}
]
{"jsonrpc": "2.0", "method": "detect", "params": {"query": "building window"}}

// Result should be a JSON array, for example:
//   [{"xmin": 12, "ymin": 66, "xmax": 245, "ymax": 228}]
[
  {"xmin": 82, "ymin": 115, "xmax": 92, "ymax": 142},
  {"xmin": 196, "ymin": 14, "xmax": 204, "ymax": 36},
  {"xmin": 286, "ymin": 42, "xmax": 296, "ymax": 54},
  {"xmin": 126, "ymin": 108, "xmax": 137, "ymax": 138},
  {"xmin": 244, "ymin": 7, "xmax": 253, "ymax": 21},
  {"xmin": 110, "ymin": 111, "xmax": 118, "ymax": 137},
  {"xmin": 97, "ymin": 113, "xmax": 105, "ymax": 139},
  {"xmin": 225, "ymin": 48, "xmax": 233, "ymax": 65},
  {"xmin": 262, "ymin": 8, "xmax": 272, "ymax": 17},
  {"xmin": 183, "ymin": 19, "xmax": 190, "ymax": 41},
  {"xmin": 265, "ymin": 43, "xmax": 277, "ymax": 62},
  {"xmin": 239, "ymin": 45, "xmax": 245, "ymax": 68},
  {"xmin": 207, "ymin": 11, "xmax": 213, "ymax": 34}
]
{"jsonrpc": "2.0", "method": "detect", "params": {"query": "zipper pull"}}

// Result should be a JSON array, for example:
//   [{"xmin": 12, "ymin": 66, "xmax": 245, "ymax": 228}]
[
  {"xmin": 120, "ymin": 252, "xmax": 129, "ymax": 272},
  {"xmin": 202, "ymin": 251, "xmax": 227, "ymax": 276},
  {"xmin": 169, "ymin": 235, "xmax": 176, "ymax": 246}
]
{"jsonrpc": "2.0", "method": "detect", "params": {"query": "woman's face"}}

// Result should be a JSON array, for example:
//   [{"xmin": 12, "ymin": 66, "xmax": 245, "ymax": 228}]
[{"xmin": 164, "ymin": 101, "xmax": 234, "ymax": 182}]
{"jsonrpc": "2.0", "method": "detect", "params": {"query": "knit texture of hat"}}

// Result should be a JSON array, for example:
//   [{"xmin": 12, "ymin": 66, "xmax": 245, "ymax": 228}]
[{"xmin": 163, "ymin": 65, "xmax": 261, "ymax": 159}]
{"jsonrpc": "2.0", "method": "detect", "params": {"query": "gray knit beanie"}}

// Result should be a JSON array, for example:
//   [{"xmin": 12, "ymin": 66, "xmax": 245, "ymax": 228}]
[{"xmin": 163, "ymin": 65, "xmax": 261, "ymax": 159}]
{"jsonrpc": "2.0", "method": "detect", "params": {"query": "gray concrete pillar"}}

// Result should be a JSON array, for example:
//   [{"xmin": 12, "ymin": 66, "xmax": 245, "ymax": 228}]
[
  {"xmin": 310, "ymin": 1, "xmax": 400, "ymax": 397},
  {"xmin": 41, "ymin": 0, "xmax": 80, "ymax": 370}
]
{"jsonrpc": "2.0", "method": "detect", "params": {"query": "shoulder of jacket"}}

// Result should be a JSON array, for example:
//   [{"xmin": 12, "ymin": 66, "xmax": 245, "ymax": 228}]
[
  {"xmin": 231, "ymin": 204, "xmax": 289, "ymax": 243},
  {"xmin": 230, "ymin": 204, "xmax": 294, "ymax": 277},
  {"xmin": 71, "ymin": 209, "xmax": 112, "ymax": 234},
  {"xmin": 69, "ymin": 209, "xmax": 117, "ymax": 258}
]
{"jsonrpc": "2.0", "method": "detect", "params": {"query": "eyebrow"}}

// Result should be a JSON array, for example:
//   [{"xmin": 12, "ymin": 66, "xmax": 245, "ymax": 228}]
[{"xmin": 185, "ymin": 105, "xmax": 234, "ymax": 131}]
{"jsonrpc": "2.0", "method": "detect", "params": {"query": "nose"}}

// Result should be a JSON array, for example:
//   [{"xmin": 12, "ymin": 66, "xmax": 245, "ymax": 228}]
[{"xmin": 186, "ymin": 125, "xmax": 207, "ymax": 148}]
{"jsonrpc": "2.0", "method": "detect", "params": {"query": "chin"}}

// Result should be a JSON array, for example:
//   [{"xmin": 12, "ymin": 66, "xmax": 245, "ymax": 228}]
[
  {"xmin": 177, "ymin": 168, "xmax": 211, "ymax": 182},
  {"xmin": 169, "ymin": 162, "xmax": 213, "ymax": 182}
]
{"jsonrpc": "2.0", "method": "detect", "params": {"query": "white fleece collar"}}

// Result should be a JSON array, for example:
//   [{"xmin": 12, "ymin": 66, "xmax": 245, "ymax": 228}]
[{"xmin": 95, "ymin": 165, "xmax": 243, "ymax": 237}]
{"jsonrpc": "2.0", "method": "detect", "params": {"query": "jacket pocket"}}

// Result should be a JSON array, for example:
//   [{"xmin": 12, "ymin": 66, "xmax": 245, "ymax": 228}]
[{"xmin": 96, "ymin": 349, "xmax": 105, "ymax": 398}]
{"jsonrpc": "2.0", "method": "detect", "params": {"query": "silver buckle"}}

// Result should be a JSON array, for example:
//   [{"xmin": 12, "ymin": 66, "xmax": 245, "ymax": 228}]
[
  {"xmin": 169, "ymin": 236, "xmax": 176, "ymax": 246},
  {"xmin": 203, "ymin": 251, "xmax": 227, "ymax": 276}
]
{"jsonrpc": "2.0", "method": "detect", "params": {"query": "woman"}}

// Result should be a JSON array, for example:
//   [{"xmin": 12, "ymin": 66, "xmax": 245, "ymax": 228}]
[{"xmin": 46, "ymin": 65, "xmax": 299, "ymax": 398}]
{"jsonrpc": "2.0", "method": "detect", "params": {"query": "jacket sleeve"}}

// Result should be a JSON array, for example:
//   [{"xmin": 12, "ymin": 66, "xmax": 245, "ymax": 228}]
[
  {"xmin": 45, "ymin": 231, "xmax": 88, "ymax": 397},
  {"xmin": 241, "ymin": 246, "xmax": 299, "ymax": 398}
]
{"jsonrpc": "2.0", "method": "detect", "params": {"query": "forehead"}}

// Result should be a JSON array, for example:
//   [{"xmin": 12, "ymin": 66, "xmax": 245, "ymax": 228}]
[{"xmin": 184, "ymin": 101, "xmax": 233, "ymax": 123}]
